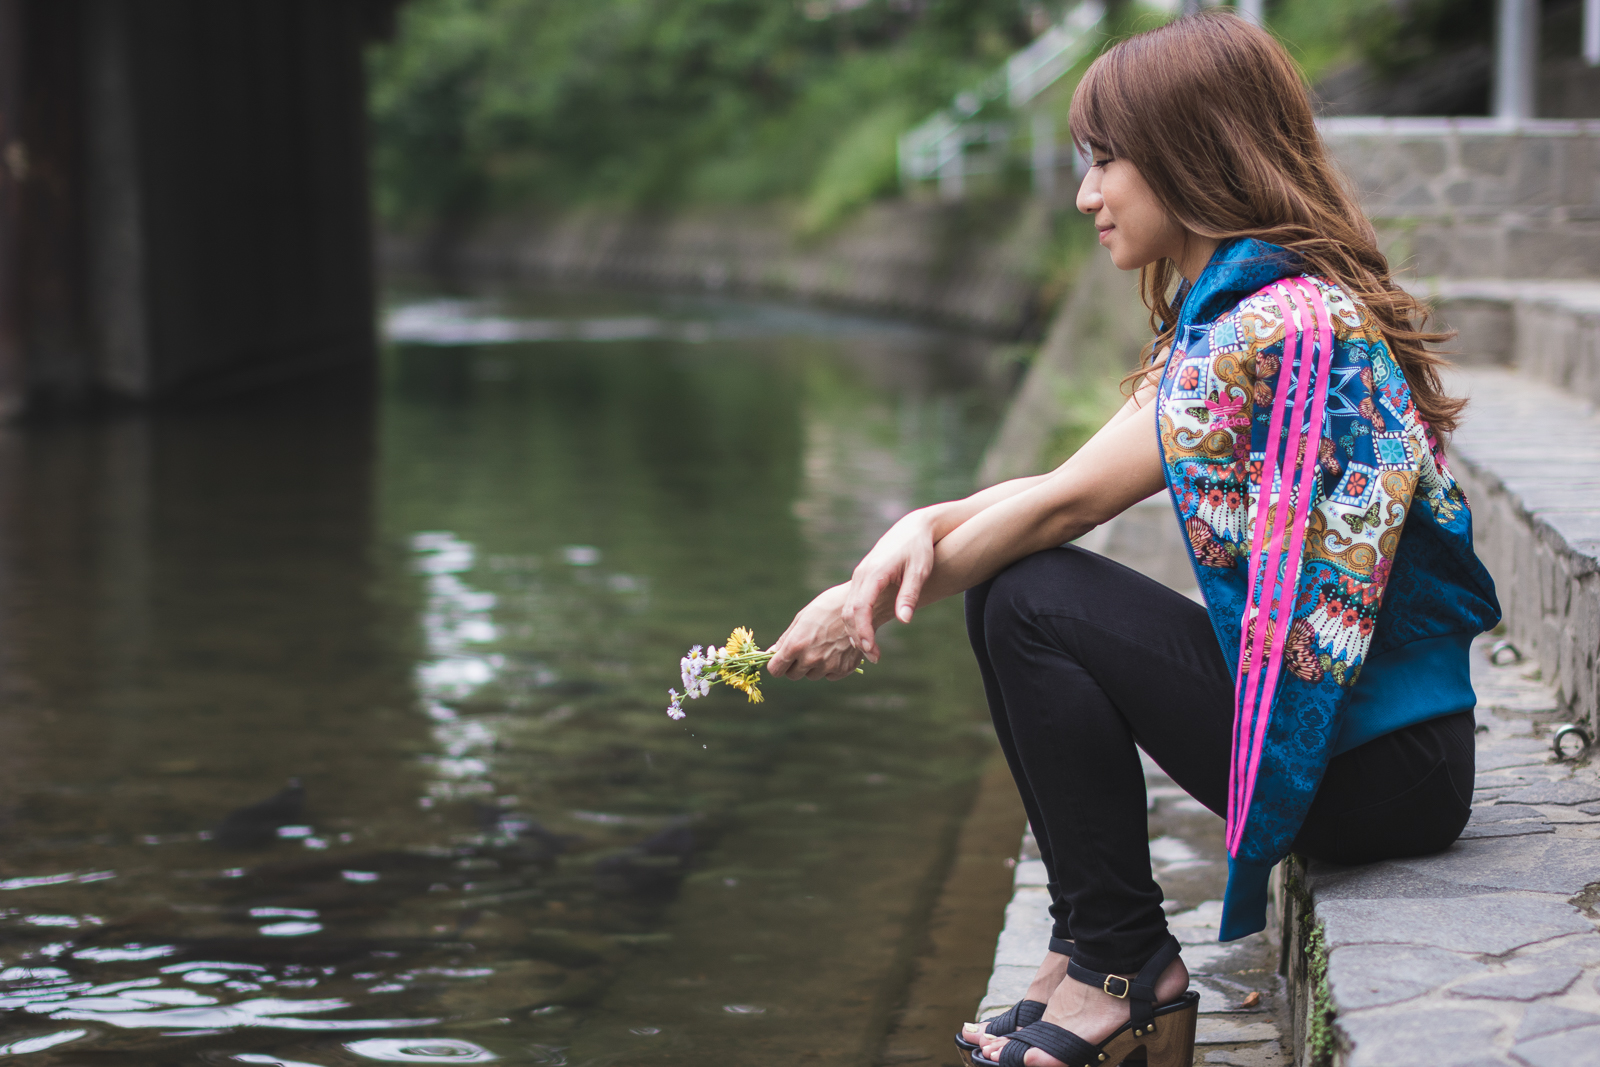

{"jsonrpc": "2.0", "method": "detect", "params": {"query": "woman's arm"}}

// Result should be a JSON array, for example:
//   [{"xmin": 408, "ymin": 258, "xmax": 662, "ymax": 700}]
[
  {"xmin": 767, "ymin": 356, "xmax": 1169, "ymax": 678},
  {"xmin": 842, "ymin": 398, "xmax": 1166, "ymax": 660},
  {"xmin": 915, "ymin": 349, "xmax": 1166, "ymax": 541}
]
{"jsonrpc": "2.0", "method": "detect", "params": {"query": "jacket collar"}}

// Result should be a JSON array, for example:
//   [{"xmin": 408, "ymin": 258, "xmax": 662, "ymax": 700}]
[{"xmin": 1170, "ymin": 238, "xmax": 1304, "ymax": 334}]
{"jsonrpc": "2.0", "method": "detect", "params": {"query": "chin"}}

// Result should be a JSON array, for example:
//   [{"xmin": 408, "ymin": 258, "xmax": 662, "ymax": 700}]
[
  {"xmin": 1106, "ymin": 245, "xmax": 1158, "ymax": 272},
  {"xmin": 1106, "ymin": 248, "xmax": 1142, "ymax": 272}
]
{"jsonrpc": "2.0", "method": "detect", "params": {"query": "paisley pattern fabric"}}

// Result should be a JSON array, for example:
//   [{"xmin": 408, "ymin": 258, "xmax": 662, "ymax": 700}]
[{"xmin": 1154, "ymin": 240, "xmax": 1500, "ymax": 940}]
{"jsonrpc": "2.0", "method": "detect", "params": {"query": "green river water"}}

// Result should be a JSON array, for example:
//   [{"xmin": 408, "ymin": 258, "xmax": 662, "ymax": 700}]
[{"xmin": 0, "ymin": 289, "xmax": 1010, "ymax": 1066}]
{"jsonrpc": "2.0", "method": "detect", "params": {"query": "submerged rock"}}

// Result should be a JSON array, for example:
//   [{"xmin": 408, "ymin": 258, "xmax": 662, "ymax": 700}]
[{"xmin": 210, "ymin": 779, "xmax": 306, "ymax": 849}]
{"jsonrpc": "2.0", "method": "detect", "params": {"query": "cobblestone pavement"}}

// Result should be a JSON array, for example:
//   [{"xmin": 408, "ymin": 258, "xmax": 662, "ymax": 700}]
[{"xmin": 1298, "ymin": 635, "xmax": 1600, "ymax": 1067}]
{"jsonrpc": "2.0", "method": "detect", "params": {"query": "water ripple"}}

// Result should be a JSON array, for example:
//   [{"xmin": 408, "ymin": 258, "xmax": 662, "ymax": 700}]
[{"xmin": 345, "ymin": 1037, "xmax": 498, "ymax": 1062}]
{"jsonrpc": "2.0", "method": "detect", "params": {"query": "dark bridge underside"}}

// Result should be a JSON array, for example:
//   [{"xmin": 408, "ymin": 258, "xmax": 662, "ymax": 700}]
[{"xmin": 0, "ymin": 0, "xmax": 401, "ymax": 414}]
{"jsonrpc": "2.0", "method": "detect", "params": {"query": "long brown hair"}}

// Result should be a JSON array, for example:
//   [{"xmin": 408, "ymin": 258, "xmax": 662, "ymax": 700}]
[{"xmin": 1068, "ymin": 9, "xmax": 1463, "ymax": 433}]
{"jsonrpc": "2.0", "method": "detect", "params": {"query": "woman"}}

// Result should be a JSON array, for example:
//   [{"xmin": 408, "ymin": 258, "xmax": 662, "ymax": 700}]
[{"xmin": 766, "ymin": 10, "xmax": 1499, "ymax": 1067}]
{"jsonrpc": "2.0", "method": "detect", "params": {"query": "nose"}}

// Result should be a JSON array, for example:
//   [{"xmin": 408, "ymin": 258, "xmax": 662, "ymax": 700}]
[{"xmin": 1076, "ymin": 168, "xmax": 1102, "ymax": 216}]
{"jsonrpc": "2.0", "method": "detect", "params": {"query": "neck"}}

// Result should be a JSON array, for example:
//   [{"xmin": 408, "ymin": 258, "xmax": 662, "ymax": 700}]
[{"xmin": 1175, "ymin": 235, "xmax": 1221, "ymax": 284}]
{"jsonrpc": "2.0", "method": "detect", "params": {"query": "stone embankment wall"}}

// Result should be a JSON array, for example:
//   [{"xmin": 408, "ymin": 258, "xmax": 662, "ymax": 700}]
[
  {"xmin": 379, "ymin": 196, "xmax": 1059, "ymax": 337},
  {"xmin": 1325, "ymin": 118, "xmax": 1600, "ymax": 281},
  {"xmin": 975, "ymin": 251, "xmax": 1147, "ymax": 486}
]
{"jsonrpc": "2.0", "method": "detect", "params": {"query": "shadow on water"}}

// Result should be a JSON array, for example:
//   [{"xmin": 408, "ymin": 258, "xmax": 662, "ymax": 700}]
[{"xmin": 0, "ymin": 290, "xmax": 1010, "ymax": 1065}]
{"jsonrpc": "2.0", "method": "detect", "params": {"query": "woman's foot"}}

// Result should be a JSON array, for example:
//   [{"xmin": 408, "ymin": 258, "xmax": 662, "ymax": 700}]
[
  {"xmin": 959, "ymin": 947, "xmax": 1071, "ymax": 1046},
  {"xmin": 1019, "ymin": 947, "xmax": 1073, "ymax": 1007},
  {"xmin": 978, "ymin": 955, "xmax": 1189, "ymax": 1066}
]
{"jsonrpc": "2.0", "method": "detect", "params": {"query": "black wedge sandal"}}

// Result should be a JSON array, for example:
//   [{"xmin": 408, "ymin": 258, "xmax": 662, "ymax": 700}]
[
  {"xmin": 953, "ymin": 938, "xmax": 1073, "ymax": 1056},
  {"xmin": 971, "ymin": 935, "xmax": 1198, "ymax": 1067}
]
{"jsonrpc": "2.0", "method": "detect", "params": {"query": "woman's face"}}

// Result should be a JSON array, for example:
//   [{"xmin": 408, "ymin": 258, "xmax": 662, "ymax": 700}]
[{"xmin": 1075, "ymin": 148, "xmax": 1188, "ymax": 273}]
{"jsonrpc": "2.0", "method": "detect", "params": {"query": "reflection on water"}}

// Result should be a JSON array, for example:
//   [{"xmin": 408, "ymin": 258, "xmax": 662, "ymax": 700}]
[{"xmin": 0, "ymin": 290, "xmax": 1005, "ymax": 1064}]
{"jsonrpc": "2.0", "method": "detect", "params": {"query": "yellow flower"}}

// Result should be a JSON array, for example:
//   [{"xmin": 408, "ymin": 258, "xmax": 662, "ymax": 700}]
[
  {"xmin": 716, "ymin": 628, "xmax": 765, "ymax": 702},
  {"xmin": 723, "ymin": 627, "xmax": 759, "ymax": 658},
  {"xmin": 723, "ymin": 671, "xmax": 765, "ymax": 703}
]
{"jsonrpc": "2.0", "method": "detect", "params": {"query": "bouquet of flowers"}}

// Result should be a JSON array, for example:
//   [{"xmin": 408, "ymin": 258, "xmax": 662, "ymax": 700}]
[
  {"xmin": 668, "ymin": 627, "xmax": 770, "ymax": 719},
  {"xmin": 668, "ymin": 626, "xmax": 866, "ymax": 720}
]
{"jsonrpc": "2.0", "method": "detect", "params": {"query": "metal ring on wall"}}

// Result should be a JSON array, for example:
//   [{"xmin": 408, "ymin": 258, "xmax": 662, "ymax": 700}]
[
  {"xmin": 1489, "ymin": 640, "xmax": 1522, "ymax": 667},
  {"xmin": 1551, "ymin": 723, "xmax": 1592, "ymax": 761}
]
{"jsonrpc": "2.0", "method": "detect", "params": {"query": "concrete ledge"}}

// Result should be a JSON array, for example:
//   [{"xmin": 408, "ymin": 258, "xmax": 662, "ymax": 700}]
[
  {"xmin": 1281, "ymin": 636, "xmax": 1600, "ymax": 1067},
  {"xmin": 1420, "ymin": 280, "xmax": 1600, "ymax": 403},
  {"xmin": 1320, "ymin": 118, "xmax": 1600, "ymax": 137},
  {"xmin": 1393, "ymin": 278, "xmax": 1600, "ymax": 733},
  {"xmin": 1449, "ymin": 365, "xmax": 1600, "ymax": 735}
]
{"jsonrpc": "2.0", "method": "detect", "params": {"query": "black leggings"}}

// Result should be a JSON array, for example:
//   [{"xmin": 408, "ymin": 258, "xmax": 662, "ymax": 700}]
[{"xmin": 966, "ymin": 547, "xmax": 1474, "ymax": 975}]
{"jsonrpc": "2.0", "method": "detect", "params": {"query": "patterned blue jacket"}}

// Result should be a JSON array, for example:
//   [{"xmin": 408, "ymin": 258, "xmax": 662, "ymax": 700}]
[{"xmin": 1155, "ymin": 239, "xmax": 1500, "ymax": 939}]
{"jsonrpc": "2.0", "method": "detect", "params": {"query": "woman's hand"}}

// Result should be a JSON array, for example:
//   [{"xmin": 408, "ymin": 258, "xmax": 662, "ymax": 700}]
[
  {"xmin": 765, "ymin": 584, "xmax": 865, "ymax": 681},
  {"xmin": 842, "ymin": 509, "xmax": 936, "ymax": 663}
]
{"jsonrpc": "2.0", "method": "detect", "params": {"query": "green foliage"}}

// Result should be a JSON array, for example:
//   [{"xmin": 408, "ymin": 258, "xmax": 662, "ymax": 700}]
[
  {"xmin": 1265, "ymin": 0, "xmax": 1369, "ymax": 83},
  {"xmin": 1266, "ymin": 0, "xmax": 1494, "ymax": 84},
  {"xmin": 1304, "ymin": 919, "xmax": 1336, "ymax": 1067},
  {"xmin": 1042, "ymin": 374, "xmax": 1125, "ymax": 469},
  {"xmin": 368, "ymin": 0, "xmax": 1049, "ymax": 226},
  {"xmin": 794, "ymin": 100, "xmax": 913, "ymax": 236},
  {"xmin": 1348, "ymin": 0, "xmax": 1494, "ymax": 77},
  {"xmin": 370, "ymin": 0, "xmax": 1503, "ymax": 228},
  {"xmin": 1283, "ymin": 855, "xmax": 1337, "ymax": 1067}
]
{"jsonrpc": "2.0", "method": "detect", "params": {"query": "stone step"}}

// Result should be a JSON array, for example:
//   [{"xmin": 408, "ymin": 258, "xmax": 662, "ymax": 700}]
[
  {"xmin": 1419, "ymin": 278, "xmax": 1600, "ymax": 404},
  {"xmin": 1446, "ymin": 359, "xmax": 1600, "ymax": 737},
  {"xmin": 1392, "ymin": 276, "xmax": 1600, "ymax": 736},
  {"xmin": 1282, "ymin": 635, "xmax": 1600, "ymax": 1067}
]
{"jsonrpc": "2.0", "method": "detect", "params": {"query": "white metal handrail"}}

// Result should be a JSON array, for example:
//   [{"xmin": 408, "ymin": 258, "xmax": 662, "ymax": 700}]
[
  {"xmin": 899, "ymin": 0, "xmax": 1105, "ymax": 196},
  {"xmin": 1007, "ymin": 1, "xmax": 1105, "ymax": 108}
]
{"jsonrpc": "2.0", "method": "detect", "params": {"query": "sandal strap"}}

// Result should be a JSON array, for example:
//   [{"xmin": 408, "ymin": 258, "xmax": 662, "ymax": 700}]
[
  {"xmin": 983, "ymin": 998, "xmax": 1045, "ymax": 1037},
  {"xmin": 998, "ymin": 1020, "xmax": 1100, "ymax": 1067},
  {"xmin": 1064, "ymin": 934, "xmax": 1182, "ymax": 1030},
  {"xmin": 966, "ymin": 940, "xmax": 1072, "ymax": 1049}
]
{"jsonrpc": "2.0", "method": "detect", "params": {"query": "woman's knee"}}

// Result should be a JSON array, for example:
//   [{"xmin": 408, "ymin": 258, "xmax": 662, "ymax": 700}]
[
  {"xmin": 964, "ymin": 579, "xmax": 996, "ymax": 652},
  {"xmin": 982, "ymin": 548, "xmax": 1095, "ymax": 632}
]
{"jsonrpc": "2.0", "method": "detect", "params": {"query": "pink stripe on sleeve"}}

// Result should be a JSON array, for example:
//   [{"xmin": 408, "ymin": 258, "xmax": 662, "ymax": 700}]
[
  {"xmin": 1227, "ymin": 283, "xmax": 1303, "ymax": 840},
  {"xmin": 1229, "ymin": 279, "xmax": 1338, "ymax": 854}
]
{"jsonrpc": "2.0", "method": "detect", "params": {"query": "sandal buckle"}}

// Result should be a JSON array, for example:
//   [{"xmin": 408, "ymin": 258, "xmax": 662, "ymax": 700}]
[{"xmin": 1102, "ymin": 975, "xmax": 1130, "ymax": 999}]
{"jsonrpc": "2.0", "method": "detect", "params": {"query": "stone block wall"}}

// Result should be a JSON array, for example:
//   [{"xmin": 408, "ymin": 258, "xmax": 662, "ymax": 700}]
[
  {"xmin": 1321, "ymin": 118, "xmax": 1600, "ymax": 279},
  {"xmin": 1514, "ymin": 291, "xmax": 1600, "ymax": 407},
  {"xmin": 1452, "ymin": 449, "xmax": 1600, "ymax": 735},
  {"xmin": 1424, "ymin": 280, "xmax": 1600, "ymax": 735}
]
